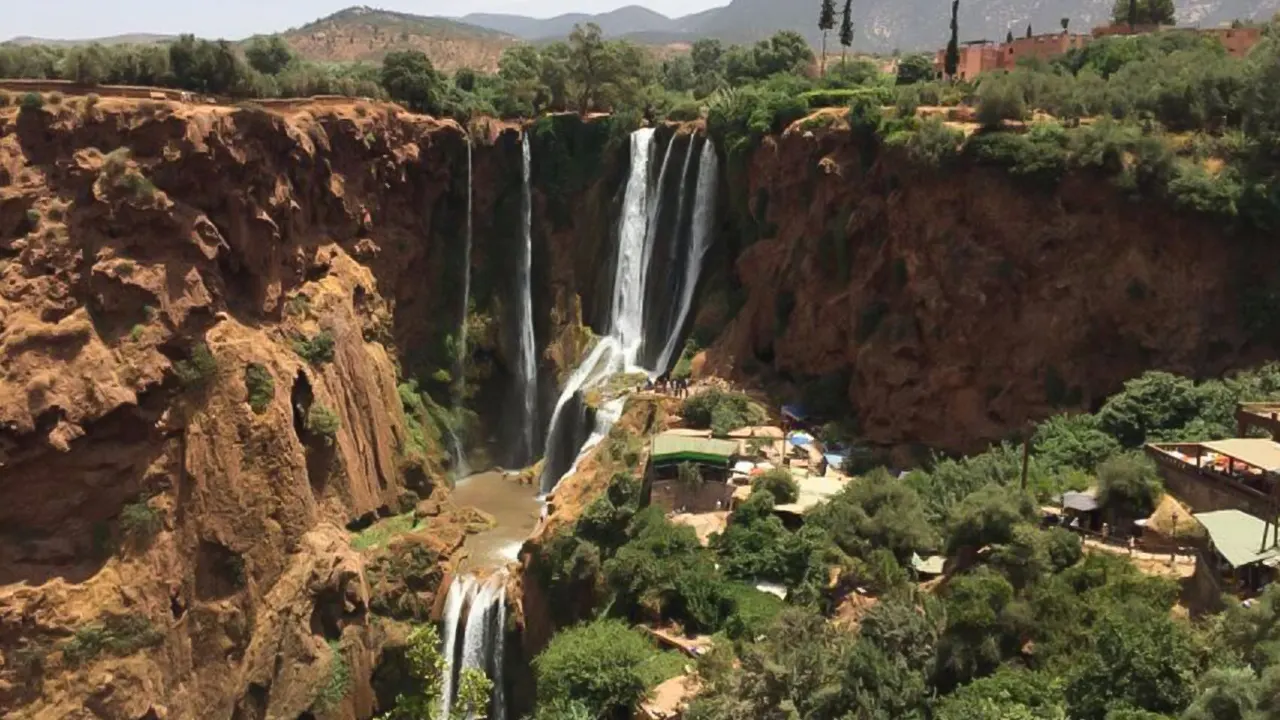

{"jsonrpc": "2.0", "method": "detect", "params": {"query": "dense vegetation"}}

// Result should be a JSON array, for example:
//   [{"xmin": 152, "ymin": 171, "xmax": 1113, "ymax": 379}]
[{"xmin": 528, "ymin": 362, "xmax": 1280, "ymax": 719}]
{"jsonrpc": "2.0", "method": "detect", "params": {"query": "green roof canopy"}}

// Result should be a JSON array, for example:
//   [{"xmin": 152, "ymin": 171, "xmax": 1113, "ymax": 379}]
[
  {"xmin": 651, "ymin": 433, "xmax": 739, "ymax": 466},
  {"xmin": 1195, "ymin": 509, "xmax": 1280, "ymax": 568}
]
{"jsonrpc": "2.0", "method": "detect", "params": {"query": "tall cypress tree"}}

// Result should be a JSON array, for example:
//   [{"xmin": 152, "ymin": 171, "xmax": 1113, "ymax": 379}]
[
  {"xmin": 819, "ymin": 0, "xmax": 837, "ymax": 74},
  {"xmin": 839, "ymin": 0, "xmax": 854, "ymax": 63},
  {"xmin": 1026, "ymin": 23, "xmax": 1033, "ymax": 37},
  {"xmin": 1006, "ymin": 29, "xmax": 1014, "ymax": 42},
  {"xmin": 944, "ymin": 0, "xmax": 960, "ymax": 79}
]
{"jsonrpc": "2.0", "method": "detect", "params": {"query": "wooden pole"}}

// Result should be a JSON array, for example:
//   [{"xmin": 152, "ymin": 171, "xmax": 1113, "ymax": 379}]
[{"xmin": 1021, "ymin": 432, "xmax": 1031, "ymax": 491}]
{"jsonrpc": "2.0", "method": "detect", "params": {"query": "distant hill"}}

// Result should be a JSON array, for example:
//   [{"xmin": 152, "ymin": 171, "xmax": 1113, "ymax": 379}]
[
  {"xmin": 6, "ymin": 33, "xmax": 175, "ymax": 47},
  {"xmin": 276, "ymin": 6, "xmax": 518, "ymax": 72},
  {"xmin": 461, "ymin": 5, "xmax": 680, "ymax": 40},
  {"xmin": 460, "ymin": 0, "xmax": 1280, "ymax": 52}
]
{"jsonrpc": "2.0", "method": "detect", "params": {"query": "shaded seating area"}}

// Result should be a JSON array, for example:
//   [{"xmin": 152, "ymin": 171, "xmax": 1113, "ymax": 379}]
[
  {"xmin": 645, "ymin": 433, "xmax": 740, "ymax": 513},
  {"xmin": 1146, "ymin": 438, "xmax": 1280, "ymax": 516},
  {"xmin": 1193, "ymin": 509, "xmax": 1280, "ymax": 597}
]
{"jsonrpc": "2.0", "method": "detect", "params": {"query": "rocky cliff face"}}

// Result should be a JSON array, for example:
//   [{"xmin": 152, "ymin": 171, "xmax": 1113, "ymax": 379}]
[
  {"xmin": 0, "ymin": 97, "xmax": 485, "ymax": 719},
  {"xmin": 700, "ymin": 120, "xmax": 1280, "ymax": 456}
]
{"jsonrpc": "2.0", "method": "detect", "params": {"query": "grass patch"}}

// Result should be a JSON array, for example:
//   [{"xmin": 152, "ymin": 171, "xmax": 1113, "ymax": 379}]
[
  {"xmin": 351, "ymin": 512, "xmax": 417, "ymax": 551},
  {"xmin": 129, "ymin": 325, "xmax": 145, "ymax": 342},
  {"xmin": 61, "ymin": 615, "xmax": 164, "ymax": 667},
  {"xmin": 285, "ymin": 294, "xmax": 311, "ymax": 317},
  {"xmin": 638, "ymin": 648, "xmax": 691, "ymax": 688}
]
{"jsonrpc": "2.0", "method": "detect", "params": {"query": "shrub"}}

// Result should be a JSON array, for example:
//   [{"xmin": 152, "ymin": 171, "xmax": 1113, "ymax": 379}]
[
  {"xmin": 1096, "ymin": 453, "xmax": 1163, "ymax": 520},
  {"xmin": 966, "ymin": 131, "xmax": 1068, "ymax": 187},
  {"xmin": 47, "ymin": 92, "xmax": 63, "ymax": 106},
  {"xmin": 975, "ymin": 75, "xmax": 1027, "ymax": 128},
  {"xmin": 752, "ymin": 468, "xmax": 799, "ymax": 504},
  {"xmin": 117, "ymin": 170, "xmax": 157, "ymax": 200},
  {"xmin": 84, "ymin": 93, "xmax": 100, "ymax": 112},
  {"xmin": 313, "ymin": 639, "xmax": 351, "ymax": 712},
  {"xmin": 894, "ymin": 86, "xmax": 921, "ymax": 119},
  {"xmin": 308, "ymin": 403, "xmax": 341, "ymax": 438},
  {"xmin": 120, "ymin": 500, "xmax": 162, "ymax": 545},
  {"xmin": 680, "ymin": 389, "xmax": 765, "ymax": 436},
  {"xmin": 25, "ymin": 208, "xmax": 41, "ymax": 227},
  {"xmin": 1167, "ymin": 160, "xmax": 1242, "ymax": 218},
  {"xmin": 887, "ymin": 116, "xmax": 964, "ymax": 166},
  {"xmin": 20, "ymin": 92, "xmax": 43, "ymax": 111},
  {"xmin": 0, "ymin": 90, "xmax": 11, "ymax": 107},
  {"xmin": 666, "ymin": 100, "xmax": 702, "ymax": 122},
  {"xmin": 244, "ymin": 363, "xmax": 275, "ymax": 414},
  {"xmin": 293, "ymin": 330, "xmax": 336, "ymax": 364},
  {"xmin": 173, "ymin": 343, "xmax": 217, "ymax": 388},
  {"xmin": 533, "ymin": 619, "xmax": 656, "ymax": 718},
  {"xmin": 61, "ymin": 615, "xmax": 164, "ymax": 667}
]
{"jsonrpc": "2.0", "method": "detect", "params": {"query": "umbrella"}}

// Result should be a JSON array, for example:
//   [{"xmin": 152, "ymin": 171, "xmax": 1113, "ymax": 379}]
[
  {"xmin": 788, "ymin": 432, "xmax": 814, "ymax": 447},
  {"xmin": 733, "ymin": 461, "xmax": 756, "ymax": 474}
]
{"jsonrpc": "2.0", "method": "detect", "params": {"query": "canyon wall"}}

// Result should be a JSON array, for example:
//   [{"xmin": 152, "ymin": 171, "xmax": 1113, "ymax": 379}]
[
  {"xmin": 0, "ymin": 98, "xmax": 484, "ymax": 719},
  {"xmin": 698, "ymin": 120, "xmax": 1280, "ymax": 456}
]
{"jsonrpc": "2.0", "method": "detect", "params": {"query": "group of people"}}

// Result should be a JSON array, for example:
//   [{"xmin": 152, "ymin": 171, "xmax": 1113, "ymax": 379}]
[{"xmin": 645, "ymin": 374, "xmax": 691, "ymax": 398}]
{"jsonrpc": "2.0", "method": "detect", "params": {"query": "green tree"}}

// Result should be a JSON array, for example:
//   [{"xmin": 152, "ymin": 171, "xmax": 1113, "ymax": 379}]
[
  {"xmin": 567, "ymin": 23, "xmax": 610, "ymax": 113},
  {"xmin": 1065, "ymin": 605, "xmax": 1199, "ymax": 719},
  {"xmin": 1111, "ymin": 0, "xmax": 1175, "ymax": 26},
  {"xmin": 1033, "ymin": 412, "xmax": 1122, "ymax": 473},
  {"xmin": 839, "ymin": 0, "xmax": 855, "ymax": 62},
  {"xmin": 936, "ymin": 668, "xmax": 1067, "ymax": 719},
  {"xmin": 945, "ymin": 0, "xmax": 960, "ymax": 79},
  {"xmin": 896, "ymin": 53, "xmax": 935, "ymax": 85},
  {"xmin": 244, "ymin": 35, "xmax": 294, "ymax": 75},
  {"xmin": 819, "ymin": 0, "xmax": 837, "ymax": 74},
  {"xmin": 1027, "ymin": 24, "xmax": 1034, "ymax": 38},
  {"xmin": 936, "ymin": 568, "xmax": 1022, "ymax": 689},
  {"xmin": 533, "ymin": 619, "xmax": 655, "ymax": 719},
  {"xmin": 809, "ymin": 468, "xmax": 939, "ymax": 563},
  {"xmin": 946, "ymin": 484, "xmax": 1036, "ymax": 554},
  {"xmin": 1007, "ymin": 29, "xmax": 1015, "ymax": 43},
  {"xmin": 1061, "ymin": 17, "xmax": 1071, "ymax": 32},
  {"xmin": 1096, "ymin": 453, "xmax": 1163, "ymax": 521},
  {"xmin": 376, "ymin": 623, "xmax": 492, "ymax": 719},
  {"xmin": 381, "ymin": 50, "xmax": 440, "ymax": 113},
  {"xmin": 64, "ymin": 44, "xmax": 109, "ymax": 84},
  {"xmin": 752, "ymin": 468, "xmax": 799, "ymax": 504}
]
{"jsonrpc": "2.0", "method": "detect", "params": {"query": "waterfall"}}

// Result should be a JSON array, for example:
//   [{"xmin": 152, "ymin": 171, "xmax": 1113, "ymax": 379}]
[
  {"xmin": 448, "ymin": 140, "xmax": 474, "ymax": 479},
  {"xmin": 439, "ymin": 572, "xmax": 508, "ymax": 720},
  {"xmin": 655, "ymin": 139, "xmax": 719, "ymax": 373},
  {"xmin": 439, "ymin": 575, "xmax": 475, "ymax": 720},
  {"xmin": 608, "ymin": 128, "xmax": 657, "ymax": 366},
  {"xmin": 514, "ymin": 133, "xmax": 539, "ymax": 465},
  {"xmin": 537, "ymin": 128, "xmax": 717, "ymax": 494}
]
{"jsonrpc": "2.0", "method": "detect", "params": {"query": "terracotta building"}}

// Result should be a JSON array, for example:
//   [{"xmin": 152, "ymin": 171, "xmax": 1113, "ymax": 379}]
[{"xmin": 935, "ymin": 23, "xmax": 1263, "ymax": 79}]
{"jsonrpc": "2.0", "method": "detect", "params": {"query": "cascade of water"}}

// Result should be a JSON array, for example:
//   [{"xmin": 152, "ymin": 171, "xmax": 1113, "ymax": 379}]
[
  {"xmin": 492, "ymin": 587, "xmax": 508, "ymax": 720},
  {"xmin": 538, "ymin": 337, "xmax": 624, "ymax": 493},
  {"xmin": 610, "ymin": 128, "xmax": 657, "ymax": 365},
  {"xmin": 514, "ymin": 133, "xmax": 538, "ymax": 464},
  {"xmin": 655, "ymin": 139, "xmax": 719, "ymax": 373},
  {"xmin": 643, "ymin": 135, "xmax": 697, "ymax": 369},
  {"xmin": 439, "ymin": 575, "xmax": 475, "ymax": 720},
  {"xmin": 448, "ymin": 140, "xmax": 474, "ymax": 478}
]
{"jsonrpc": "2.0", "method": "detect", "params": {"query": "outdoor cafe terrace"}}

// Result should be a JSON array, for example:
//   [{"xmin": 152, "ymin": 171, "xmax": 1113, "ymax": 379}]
[{"xmin": 1146, "ymin": 438, "xmax": 1280, "ymax": 515}]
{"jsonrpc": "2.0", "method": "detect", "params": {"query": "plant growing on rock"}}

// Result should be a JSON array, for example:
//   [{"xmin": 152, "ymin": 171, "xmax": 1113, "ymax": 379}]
[
  {"xmin": 293, "ymin": 330, "xmax": 336, "ymax": 364},
  {"xmin": 119, "ymin": 500, "xmax": 162, "ymax": 546},
  {"xmin": 173, "ymin": 343, "xmax": 217, "ymax": 388},
  {"xmin": 19, "ymin": 92, "xmax": 43, "ymax": 111},
  {"xmin": 61, "ymin": 615, "xmax": 164, "ymax": 667},
  {"xmin": 313, "ymin": 639, "xmax": 351, "ymax": 713},
  {"xmin": 375, "ymin": 623, "xmax": 492, "ymax": 720},
  {"xmin": 308, "ymin": 403, "xmax": 341, "ymax": 439},
  {"xmin": 244, "ymin": 363, "xmax": 275, "ymax": 414}
]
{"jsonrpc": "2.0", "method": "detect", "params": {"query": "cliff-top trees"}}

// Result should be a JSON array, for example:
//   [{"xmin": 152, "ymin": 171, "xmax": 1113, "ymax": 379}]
[
  {"xmin": 839, "ymin": 0, "xmax": 854, "ymax": 62},
  {"xmin": 567, "ymin": 23, "xmax": 609, "ymax": 113},
  {"xmin": 1111, "ymin": 0, "xmax": 1175, "ymax": 27},
  {"xmin": 380, "ymin": 50, "xmax": 440, "ymax": 113},
  {"xmin": 244, "ymin": 35, "xmax": 295, "ymax": 76},
  {"xmin": 819, "ymin": 0, "xmax": 837, "ymax": 74},
  {"xmin": 944, "ymin": 0, "xmax": 960, "ymax": 79}
]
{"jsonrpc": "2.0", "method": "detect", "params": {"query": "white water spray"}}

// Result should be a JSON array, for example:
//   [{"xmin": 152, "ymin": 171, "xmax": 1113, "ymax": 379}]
[
  {"xmin": 448, "ymin": 140, "xmax": 474, "ymax": 478},
  {"xmin": 656, "ymin": 139, "xmax": 719, "ymax": 373},
  {"xmin": 515, "ymin": 133, "xmax": 538, "ymax": 463},
  {"xmin": 439, "ymin": 575, "xmax": 475, "ymax": 720},
  {"xmin": 438, "ymin": 572, "xmax": 508, "ymax": 720}
]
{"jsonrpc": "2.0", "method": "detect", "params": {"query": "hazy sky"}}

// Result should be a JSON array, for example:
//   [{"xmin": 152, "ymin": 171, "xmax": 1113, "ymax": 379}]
[{"xmin": 8, "ymin": 0, "xmax": 728, "ymax": 40}]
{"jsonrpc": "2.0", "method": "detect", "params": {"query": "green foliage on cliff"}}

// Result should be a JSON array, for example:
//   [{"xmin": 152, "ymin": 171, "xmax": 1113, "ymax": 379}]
[
  {"xmin": 292, "ymin": 330, "xmax": 336, "ymax": 364},
  {"xmin": 173, "ymin": 342, "xmax": 217, "ymax": 388},
  {"xmin": 680, "ymin": 389, "xmax": 767, "ymax": 436},
  {"xmin": 244, "ymin": 363, "xmax": 275, "ymax": 414},
  {"xmin": 307, "ymin": 403, "xmax": 341, "ymax": 438},
  {"xmin": 533, "ymin": 619, "xmax": 664, "ymax": 718},
  {"xmin": 61, "ymin": 615, "xmax": 164, "ymax": 667}
]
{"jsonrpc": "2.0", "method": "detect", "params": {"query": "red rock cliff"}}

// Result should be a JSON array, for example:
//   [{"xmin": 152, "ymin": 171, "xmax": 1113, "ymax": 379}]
[
  {"xmin": 0, "ymin": 97, "xmax": 481, "ymax": 719},
  {"xmin": 701, "ymin": 122, "xmax": 1280, "ymax": 455}
]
